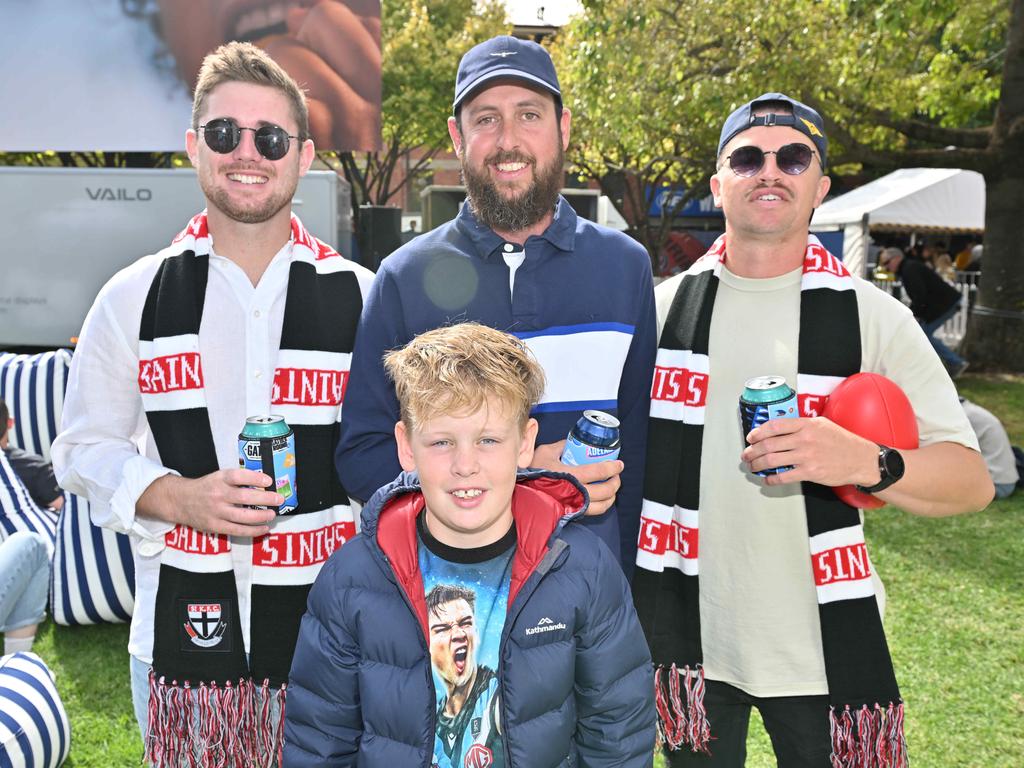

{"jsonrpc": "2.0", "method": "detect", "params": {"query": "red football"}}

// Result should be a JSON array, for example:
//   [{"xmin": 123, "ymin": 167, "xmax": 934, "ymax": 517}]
[{"xmin": 822, "ymin": 373, "xmax": 918, "ymax": 508}]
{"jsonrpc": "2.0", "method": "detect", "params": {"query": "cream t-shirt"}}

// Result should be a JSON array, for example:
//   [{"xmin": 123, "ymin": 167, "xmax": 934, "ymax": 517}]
[{"xmin": 654, "ymin": 264, "xmax": 978, "ymax": 697}]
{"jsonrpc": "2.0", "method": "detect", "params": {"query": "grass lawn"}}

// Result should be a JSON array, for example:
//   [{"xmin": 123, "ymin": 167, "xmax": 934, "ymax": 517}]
[{"xmin": 27, "ymin": 373, "xmax": 1024, "ymax": 767}]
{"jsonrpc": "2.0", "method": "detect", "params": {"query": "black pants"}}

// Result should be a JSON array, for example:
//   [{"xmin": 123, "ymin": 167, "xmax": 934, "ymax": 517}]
[{"xmin": 663, "ymin": 681, "xmax": 832, "ymax": 767}]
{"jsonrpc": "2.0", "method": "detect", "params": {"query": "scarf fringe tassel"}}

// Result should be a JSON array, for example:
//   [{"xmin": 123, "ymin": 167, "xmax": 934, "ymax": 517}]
[
  {"xmin": 829, "ymin": 701, "xmax": 908, "ymax": 768},
  {"xmin": 654, "ymin": 664, "xmax": 711, "ymax": 754},
  {"xmin": 144, "ymin": 670, "xmax": 288, "ymax": 768}
]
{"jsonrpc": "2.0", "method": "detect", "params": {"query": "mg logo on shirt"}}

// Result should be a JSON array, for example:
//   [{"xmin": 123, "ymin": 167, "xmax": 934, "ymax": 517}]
[{"xmin": 464, "ymin": 744, "xmax": 494, "ymax": 767}]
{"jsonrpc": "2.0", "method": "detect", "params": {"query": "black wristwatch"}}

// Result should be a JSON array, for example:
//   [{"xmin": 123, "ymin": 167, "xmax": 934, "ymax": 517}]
[{"xmin": 856, "ymin": 445, "xmax": 905, "ymax": 494}]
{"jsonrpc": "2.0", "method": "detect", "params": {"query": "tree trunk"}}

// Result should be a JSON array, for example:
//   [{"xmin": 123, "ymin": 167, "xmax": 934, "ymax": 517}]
[
  {"xmin": 963, "ymin": 0, "xmax": 1024, "ymax": 370},
  {"xmin": 965, "ymin": 169, "xmax": 1024, "ymax": 369}
]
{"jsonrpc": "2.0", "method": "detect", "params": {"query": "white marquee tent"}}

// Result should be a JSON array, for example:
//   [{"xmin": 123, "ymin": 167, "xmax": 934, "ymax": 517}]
[{"xmin": 811, "ymin": 168, "xmax": 985, "ymax": 277}]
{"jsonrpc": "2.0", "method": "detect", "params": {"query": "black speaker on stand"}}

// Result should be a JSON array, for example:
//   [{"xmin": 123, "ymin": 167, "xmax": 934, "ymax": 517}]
[{"xmin": 356, "ymin": 205, "xmax": 403, "ymax": 271}]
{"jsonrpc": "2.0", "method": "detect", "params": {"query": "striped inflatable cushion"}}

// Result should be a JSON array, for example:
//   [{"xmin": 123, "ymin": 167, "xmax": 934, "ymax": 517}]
[
  {"xmin": 0, "ymin": 454, "xmax": 57, "ymax": 554},
  {"xmin": 0, "ymin": 352, "xmax": 65, "ymax": 463},
  {"xmin": 0, "ymin": 652, "xmax": 71, "ymax": 767},
  {"xmin": 0, "ymin": 351, "xmax": 135, "ymax": 626},
  {"xmin": 50, "ymin": 494, "xmax": 134, "ymax": 625}
]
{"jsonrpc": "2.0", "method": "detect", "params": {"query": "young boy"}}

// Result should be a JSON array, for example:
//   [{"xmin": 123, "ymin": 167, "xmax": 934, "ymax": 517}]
[{"xmin": 284, "ymin": 323, "xmax": 655, "ymax": 767}]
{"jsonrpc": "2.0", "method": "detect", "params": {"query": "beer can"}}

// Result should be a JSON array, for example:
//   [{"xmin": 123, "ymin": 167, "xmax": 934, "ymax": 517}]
[
  {"xmin": 238, "ymin": 415, "xmax": 298, "ymax": 514},
  {"xmin": 561, "ymin": 410, "xmax": 621, "ymax": 466},
  {"xmin": 739, "ymin": 376, "xmax": 798, "ymax": 477}
]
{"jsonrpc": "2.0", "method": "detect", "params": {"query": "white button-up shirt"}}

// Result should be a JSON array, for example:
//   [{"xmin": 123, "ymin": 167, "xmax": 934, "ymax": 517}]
[{"xmin": 53, "ymin": 237, "xmax": 371, "ymax": 663}]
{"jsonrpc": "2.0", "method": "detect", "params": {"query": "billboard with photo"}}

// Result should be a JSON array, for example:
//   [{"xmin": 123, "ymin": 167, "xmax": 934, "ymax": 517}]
[{"xmin": 0, "ymin": 0, "xmax": 382, "ymax": 152}]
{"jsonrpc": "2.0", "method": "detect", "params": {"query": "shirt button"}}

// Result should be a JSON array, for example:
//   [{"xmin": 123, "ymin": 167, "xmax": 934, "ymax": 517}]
[
  {"xmin": 254, "ymin": 368, "xmax": 262, "ymax": 379},
  {"xmin": 138, "ymin": 539, "xmax": 165, "ymax": 557},
  {"xmin": 253, "ymin": 309, "xmax": 262, "ymax": 319},
  {"xmin": 503, "ymin": 243, "xmax": 514, "ymax": 252}
]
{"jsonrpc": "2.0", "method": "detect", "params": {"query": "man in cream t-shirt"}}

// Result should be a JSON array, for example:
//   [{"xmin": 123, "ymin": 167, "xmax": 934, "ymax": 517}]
[{"xmin": 635, "ymin": 93, "xmax": 993, "ymax": 767}]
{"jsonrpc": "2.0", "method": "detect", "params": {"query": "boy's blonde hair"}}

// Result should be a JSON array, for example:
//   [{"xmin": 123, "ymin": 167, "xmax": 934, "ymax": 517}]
[
  {"xmin": 384, "ymin": 323, "xmax": 545, "ymax": 430},
  {"xmin": 192, "ymin": 41, "xmax": 309, "ymax": 140}
]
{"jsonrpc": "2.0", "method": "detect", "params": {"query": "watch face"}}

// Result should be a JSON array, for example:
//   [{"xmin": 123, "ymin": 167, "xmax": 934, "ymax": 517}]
[{"xmin": 882, "ymin": 448, "xmax": 905, "ymax": 479}]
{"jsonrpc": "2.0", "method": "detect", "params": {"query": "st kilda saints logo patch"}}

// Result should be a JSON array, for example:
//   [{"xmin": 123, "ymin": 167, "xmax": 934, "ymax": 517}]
[{"xmin": 179, "ymin": 599, "xmax": 232, "ymax": 652}]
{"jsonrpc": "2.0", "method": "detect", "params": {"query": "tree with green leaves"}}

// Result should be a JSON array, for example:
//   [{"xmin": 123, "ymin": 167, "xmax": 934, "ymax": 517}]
[
  {"xmin": 556, "ymin": 0, "xmax": 1022, "ymax": 369},
  {"xmin": 551, "ymin": 0, "xmax": 726, "ymax": 270},
  {"xmin": 552, "ymin": 0, "xmax": 847, "ymax": 270},
  {"xmin": 327, "ymin": 0, "xmax": 508, "ymax": 217},
  {"xmin": 815, "ymin": 0, "xmax": 1021, "ymax": 371}
]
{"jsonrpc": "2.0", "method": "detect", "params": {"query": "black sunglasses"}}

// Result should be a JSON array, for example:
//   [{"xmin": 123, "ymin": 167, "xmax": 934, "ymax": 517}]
[
  {"xmin": 198, "ymin": 118, "xmax": 299, "ymax": 161},
  {"xmin": 722, "ymin": 143, "xmax": 821, "ymax": 177}
]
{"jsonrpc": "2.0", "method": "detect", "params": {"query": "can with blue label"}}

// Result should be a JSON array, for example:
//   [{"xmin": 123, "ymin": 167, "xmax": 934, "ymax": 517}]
[
  {"xmin": 740, "ymin": 376, "xmax": 799, "ymax": 477},
  {"xmin": 238, "ymin": 415, "xmax": 298, "ymax": 514},
  {"xmin": 561, "ymin": 410, "xmax": 621, "ymax": 467}
]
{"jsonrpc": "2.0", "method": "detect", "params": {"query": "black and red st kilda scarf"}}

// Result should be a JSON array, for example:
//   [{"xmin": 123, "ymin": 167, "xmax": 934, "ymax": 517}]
[
  {"xmin": 138, "ymin": 212, "xmax": 362, "ymax": 767},
  {"xmin": 633, "ymin": 234, "xmax": 907, "ymax": 768}
]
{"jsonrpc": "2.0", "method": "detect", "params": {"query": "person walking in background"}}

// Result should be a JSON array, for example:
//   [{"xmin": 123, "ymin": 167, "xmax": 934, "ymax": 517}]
[{"xmin": 879, "ymin": 246, "xmax": 968, "ymax": 377}]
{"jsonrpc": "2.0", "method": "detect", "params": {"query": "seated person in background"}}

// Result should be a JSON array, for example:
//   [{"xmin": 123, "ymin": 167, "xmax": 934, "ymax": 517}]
[
  {"xmin": 0, "ymin": 400, "xmax": 63, "ymax": 511},
  {"xmin": 960, "ymin": 397, "xmax": 1020, "ymax": 498},
  {"xmin": 284, "ymin": 322, "xmax": 655, "ymax": 768},
  {"xmin": 0, "ymin": 531, "xmax": 50, "ymax": 655}
]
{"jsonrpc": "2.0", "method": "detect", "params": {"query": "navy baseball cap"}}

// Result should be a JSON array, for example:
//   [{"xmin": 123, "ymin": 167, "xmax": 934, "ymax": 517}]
[
  {"xmin": 717, "ymin": 93, "xmax": 828, "ymax": 169},
  {"xmin": 453, "ymin": 35, "xmax": 561, "ymax": 112}
]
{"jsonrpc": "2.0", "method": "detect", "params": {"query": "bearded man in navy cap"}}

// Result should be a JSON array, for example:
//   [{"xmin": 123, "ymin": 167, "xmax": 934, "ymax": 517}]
[
  {"xmin": 633, "ymin": 93, "xmax": 992, "ymax": 767},
  {"xmin": 337, "ymin": 35, "xmax": 657, "ymax": 575}
]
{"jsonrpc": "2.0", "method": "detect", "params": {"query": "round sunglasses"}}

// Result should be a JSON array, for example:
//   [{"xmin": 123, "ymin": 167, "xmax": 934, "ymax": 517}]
[
  {"xmin": 198, "ymin": 118, "xmax": 299, "ymax": 161},
  {"xmin": 722, "ymin": 143, "xmax": 821, "ymax": 177}
]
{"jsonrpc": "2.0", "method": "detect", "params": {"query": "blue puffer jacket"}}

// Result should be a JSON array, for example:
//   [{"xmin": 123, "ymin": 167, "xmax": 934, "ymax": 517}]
[{"xmin": 283, "ymin": 469, "xmax": 655, "ymax": 767}]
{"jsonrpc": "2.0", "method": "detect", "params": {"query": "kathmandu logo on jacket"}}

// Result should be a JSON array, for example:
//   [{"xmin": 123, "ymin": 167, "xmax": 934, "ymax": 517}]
[{"xmin": 525, "ymin": 616, "xmax": 567, "ymax": 636}]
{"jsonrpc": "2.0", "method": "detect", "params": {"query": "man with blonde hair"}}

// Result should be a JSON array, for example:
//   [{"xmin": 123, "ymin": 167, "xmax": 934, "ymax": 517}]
[
  {"xmin": 53, "ymin": 41, "xmax": 373, "ymax": 766},
  {"xmin": 286, "ymin": 322, "xmax": 655, "ymax": 767}
]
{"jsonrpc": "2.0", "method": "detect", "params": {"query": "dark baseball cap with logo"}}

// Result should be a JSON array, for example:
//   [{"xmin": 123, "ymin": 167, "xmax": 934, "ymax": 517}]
[
  {"xmin": 453, "ymin": 35, "xmax": 562, "ymax": 112},
  {"xmin": 717, "ymin": 92, "xmax": 828, "ymax": 169}
]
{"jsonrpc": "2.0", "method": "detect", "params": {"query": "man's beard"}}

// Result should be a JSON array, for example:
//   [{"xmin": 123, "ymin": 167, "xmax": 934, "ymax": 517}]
[
  {"xmin": 200, "ymin": 165, "xmax": 296, "ymax": 225},
  {"xmin": 462, "ymin": 145, "xmax": 564, "ymax": 234}
]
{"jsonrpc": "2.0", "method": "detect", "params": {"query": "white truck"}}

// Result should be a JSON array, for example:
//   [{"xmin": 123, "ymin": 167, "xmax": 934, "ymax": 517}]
[{"xmin": 0, "ymin": 167, "xmax": 351, "ymax": 348}]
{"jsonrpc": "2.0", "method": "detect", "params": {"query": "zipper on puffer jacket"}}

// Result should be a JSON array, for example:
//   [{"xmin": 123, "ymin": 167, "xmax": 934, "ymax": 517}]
[
  {"xmin": 368, "ymin": 540, "xmax": 438, "ymax": 767},
  {"xmin": 497, "ymin": 538, "xmax": 571, "ymax": 766}
]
